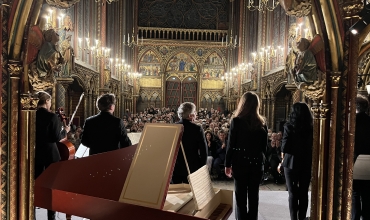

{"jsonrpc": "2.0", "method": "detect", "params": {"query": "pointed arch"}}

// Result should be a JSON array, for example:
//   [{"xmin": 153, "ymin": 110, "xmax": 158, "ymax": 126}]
[
  {"xmin": 138, "ymin": 49, "xmax": 162, "ymax": 76},
  {"xmin": 203, "ymin": 51, "xmax": 226, "ymax": 79},
  {"xmin": 165, "ymin": 52, "xmax": 199, "ymax": 73}
]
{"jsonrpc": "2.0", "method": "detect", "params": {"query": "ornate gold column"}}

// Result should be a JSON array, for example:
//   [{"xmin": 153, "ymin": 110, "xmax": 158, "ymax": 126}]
[
  {"xmin": 19, "ymin": 93, "xmax": 37, "ymax": 220},
  {"xmin": 310, "ymin": 101, "xmax": 321, "ymax": 219},
  {"xmin": 326, "ymin": 73, "xmax": 340, "ymax": 220},
  {"xmin": 8, "ymin": 61, "xmax": 21, "ymax": 220}
]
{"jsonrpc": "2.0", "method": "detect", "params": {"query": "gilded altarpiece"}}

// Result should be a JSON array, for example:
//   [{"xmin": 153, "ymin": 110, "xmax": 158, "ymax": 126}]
[{"xmin": 137, "ymin": 46, "xmax": 226, "ymax": 111}]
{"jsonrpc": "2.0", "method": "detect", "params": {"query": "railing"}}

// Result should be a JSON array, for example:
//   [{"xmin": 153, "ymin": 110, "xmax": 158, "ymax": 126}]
[{"xmin": 138, "ymin": 27, "xmax": 228, "ymax": 42}]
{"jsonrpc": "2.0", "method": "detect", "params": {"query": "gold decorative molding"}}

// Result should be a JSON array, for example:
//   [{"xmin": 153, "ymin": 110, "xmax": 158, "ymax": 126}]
[
  {"xmin": 341, "ymin": 2, "xmax": 363, "ymax": 19},
  {"xmin": 279, "ymin": 0, "xmax": 312, "ymax": 17},
  {"xmin": 201, "ymin": 79, "xmax": 224, "ymax": 89},
  {"xmin": 45, "ymin": 0, "xmax": 80, "ymax": 9},
  {"xmin": 331, "ymin": 75, "xmax": 341, "ymax": 88},
  {"xmin": 8, "ymin": 60, "xmax": 23, "ymax": 78},
  {"xmin": 20, "ymin": 93, "xmax": 38, "ymax": 111},
  {"xmin": 139, "ymin": 78, "xmax": 162, "ymax": 88},
  {"xmin": 319, "ymin": 103, "xmax": 329, "ymax": 119}
]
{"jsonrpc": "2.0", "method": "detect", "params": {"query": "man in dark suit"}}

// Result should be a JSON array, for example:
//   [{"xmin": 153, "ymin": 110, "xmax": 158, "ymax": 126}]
[
  {"xmin": 81, "ymin": 93, "xmax": 132, "ymax": 155},
  {"xmin": 352, "ymin": 94, "xmax": 370, "ymax": 220},
  {"xmin": 172, "ymin": 102, "xmax": 208, "ymax": 184}
]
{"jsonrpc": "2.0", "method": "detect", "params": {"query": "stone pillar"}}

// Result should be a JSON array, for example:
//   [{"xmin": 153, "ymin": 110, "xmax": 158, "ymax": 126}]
[{"xmin": 55, "ymin": 77, "xmax": 74, "ymax": 114}]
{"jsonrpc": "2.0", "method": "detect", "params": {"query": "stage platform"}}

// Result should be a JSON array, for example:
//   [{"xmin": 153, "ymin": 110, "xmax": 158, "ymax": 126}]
[{"xmin": 36, "ymin": 180, "xmax": 311, "ymax": 220}]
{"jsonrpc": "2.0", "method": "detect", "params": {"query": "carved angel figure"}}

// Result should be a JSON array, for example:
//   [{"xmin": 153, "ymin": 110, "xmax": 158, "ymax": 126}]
[
  {"xmin": 28, "ymin": 27, "xmax": 64, "ymax": 91},
  {"xmin": 291, "ymin": 38, "xmax": 317, "ymax": 85},
  {"xmin": 37, "ymin": 29, "xmax": 64, "ymax": 77},
  {"xmin": 288, "ymin": 35, "xmax": 326, "ymax": 100}
]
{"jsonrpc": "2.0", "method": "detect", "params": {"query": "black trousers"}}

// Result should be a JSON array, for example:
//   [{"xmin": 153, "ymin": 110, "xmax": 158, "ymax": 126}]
[
  {"xmin": 213, "ymin": 158, "xmax": 224, "ymax": 176},
  {"xmin": 269, "ymin": 155, "xmax": 281, "ymax": 181},
  {"xmin": 233, "ymin": 168, "xmax": 263, "ymax": 220},
  {"xmin": 284, "ymin": 167, "xmax": 311, "ymax": 220},
  {"xmin": 35, "ymin": 160, "xmax": 56, "ymax": 220},
  {"xmin": 352, "ymin": 179, "xmax": 370, "ymax": 220}
]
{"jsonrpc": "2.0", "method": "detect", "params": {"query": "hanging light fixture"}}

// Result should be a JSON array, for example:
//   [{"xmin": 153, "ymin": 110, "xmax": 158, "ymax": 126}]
[{"xmin": 247, "ymin": 0, "xmax": 279, "ymax": 12}]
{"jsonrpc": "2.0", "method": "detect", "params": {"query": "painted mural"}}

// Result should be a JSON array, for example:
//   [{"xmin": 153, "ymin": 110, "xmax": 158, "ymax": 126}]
[
  {"xmin": 166, "ymin": 53, "xmax": 197, "ymax": 73},
  {"xmin": 139, "ymin": 50, "xmax": 161, "ymax": 77},
  {"xmin": 203, "ymin": 52, "xmax": 224, "ymax": 79}
]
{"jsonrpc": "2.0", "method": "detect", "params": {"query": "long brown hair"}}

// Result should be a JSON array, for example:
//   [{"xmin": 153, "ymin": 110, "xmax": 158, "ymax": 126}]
[{"xmin": 233, "ymin": 92, "xmax": 265, "ymax": 130}]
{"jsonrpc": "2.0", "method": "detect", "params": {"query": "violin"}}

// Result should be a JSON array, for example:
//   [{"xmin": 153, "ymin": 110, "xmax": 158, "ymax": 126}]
[{"xmin": 56, "ymin": 107, "xmax": 76, "ymax": 160}]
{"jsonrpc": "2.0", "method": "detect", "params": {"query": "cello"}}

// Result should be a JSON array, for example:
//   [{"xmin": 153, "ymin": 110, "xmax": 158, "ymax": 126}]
[
  {"xmin": 56, "ymin": 107, "xmax": 76, "ymax": 160},
  {"xmin": 56, "ymin": 93, "xmax": 85, "ymax": 161}
]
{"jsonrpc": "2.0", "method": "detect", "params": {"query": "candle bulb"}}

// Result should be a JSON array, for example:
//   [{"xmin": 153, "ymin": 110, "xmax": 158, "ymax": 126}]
[
  {"xmin": 235, "ymin": 35, "xmax": 237, "ymax": 45},
  {"xmin": 123, "ymin": 35, "xmax": 125, "ymax": 44},
  {"xmin": 128, "ymin": 34, "xmax": 130, "ymax": 43},
  {"xmin": 295, "ymin": 27, "xmax": 299, "ymax": 38},
  {"xmin": 78, "ymin": 38, "xmax": 82, "ymax": 48},
  {"xmin": 137, "ymin": 34, "xmax": 139, "ymax": 44}
]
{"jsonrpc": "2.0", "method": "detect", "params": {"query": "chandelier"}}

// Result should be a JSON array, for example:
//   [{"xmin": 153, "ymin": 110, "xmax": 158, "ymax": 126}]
[
  {"xmin": 78, "ymin": 37, "xmax": 111, "ymax": 60},
  {"xmin": 247, "ymin": 0, "xmax": 279, "ymax": 12},
  {"xmin": 123, "ymin": 30, "xmax": 143, "ymax": 48},
  {"xmin": 222, "ymin": 33, "xmax": 238, "ymax": 50},
  {"xmin": 251, "ymin": 45, "xmax": 283, "ymax": 65}
]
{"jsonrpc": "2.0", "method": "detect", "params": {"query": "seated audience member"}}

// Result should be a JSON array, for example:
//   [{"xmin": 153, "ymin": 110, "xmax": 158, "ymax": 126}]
[
  {"xmin": 205, "ymin": 130, "xmax": 217, "ymax": 173},
  {"xmin": 268, "ymin": 133, "xmax": 284, "ymax": 184},
  {"xmin": 213, "ymin": 130, "xmax": 227, "ymax": 180},
  {"xmin": 67, "ymin": 131, "xmax": 77, "ymax": 149},
  {"xmin": 74, "ymin": 126, "xmax": 82, "ymax": 150}
]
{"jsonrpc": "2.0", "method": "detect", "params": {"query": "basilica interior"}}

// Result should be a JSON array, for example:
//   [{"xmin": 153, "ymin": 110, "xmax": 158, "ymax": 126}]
[{"xmin": 1, "ymin": 0, "xmax": 369, "ymax": 219}]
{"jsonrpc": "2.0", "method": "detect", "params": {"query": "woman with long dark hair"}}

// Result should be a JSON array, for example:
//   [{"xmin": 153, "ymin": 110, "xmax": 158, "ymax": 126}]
[
  {"xmin": 281, "ymin": 102, "xmax": 313, "ymax": 220},
  {"xmin": 225, "ymin": 92, "xmax": 268, "ymax": 220}
]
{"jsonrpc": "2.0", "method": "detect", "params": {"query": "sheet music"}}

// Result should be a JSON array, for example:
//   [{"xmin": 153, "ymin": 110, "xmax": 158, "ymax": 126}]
[
  {"xmin": 188, "ymin": 165, "xmax": 215, "ymax": 210},
  {"xmin": 75, "ymin": 144, "xmax": 89, "ymax": 158},
  {"xmin": 127, "ymin": 133, "xmax": 141, "ymax": 145}
]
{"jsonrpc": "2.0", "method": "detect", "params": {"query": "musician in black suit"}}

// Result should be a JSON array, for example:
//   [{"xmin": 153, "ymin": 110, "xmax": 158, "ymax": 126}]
[
  {"xmin": 172, "ymin": 102, "xmax": 208, "ymax": 184},
  {"xmin": 35, "ymin": 91, "xmax": 70, "ymax": 220},
  {"xmin": 281, "ymin": 102, "xmax": 313, "ymax": 220},
  {"xmin": 225, "ymin": 92, "xmax": 268, "ymax": 220},
  {"xmin": 81, "ymin": 93, "xmax": 132, "ymax": 155},
  {"xmin": 352, "ymin": 94, "xmax": 370, "ymax": 220}
]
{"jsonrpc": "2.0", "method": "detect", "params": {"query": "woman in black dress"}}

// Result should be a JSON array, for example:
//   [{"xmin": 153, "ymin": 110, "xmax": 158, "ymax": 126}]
[
  {"xmin": 281, "ymin": 102, "xmax": 313, "ymax": 220},
  {"xmin": 225, "ymin": 92, "xmax": 268, "ymax": 220}
]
